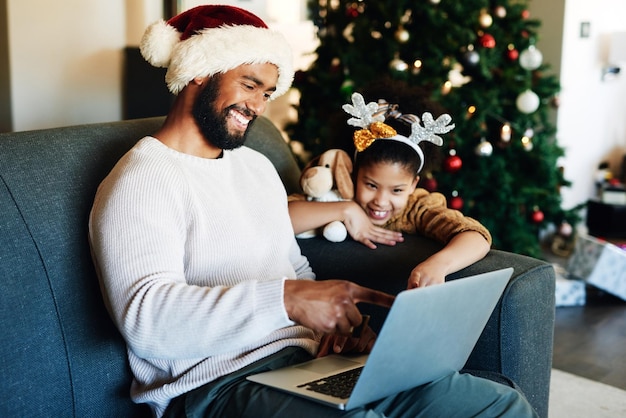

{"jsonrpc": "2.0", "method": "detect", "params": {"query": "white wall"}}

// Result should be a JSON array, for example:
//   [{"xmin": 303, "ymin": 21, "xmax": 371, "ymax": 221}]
[
  {"xmin": 555, "ymin": 0, "xmax": 626, "ymax": 209},
  {"xmin": 7, "ymin": 0, "xmax": 127, "ymax": 130}
]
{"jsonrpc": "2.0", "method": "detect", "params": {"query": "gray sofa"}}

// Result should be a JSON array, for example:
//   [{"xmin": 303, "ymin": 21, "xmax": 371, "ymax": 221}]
[{"xmin": 0, "ymin": 116, "xmax": 555, "ymax": 417}]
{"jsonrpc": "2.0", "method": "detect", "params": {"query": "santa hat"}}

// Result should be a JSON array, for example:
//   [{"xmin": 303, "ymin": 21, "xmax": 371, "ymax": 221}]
[{"xmin": 139, "ymin": 5, "xmax": 294, "ymax": 99}]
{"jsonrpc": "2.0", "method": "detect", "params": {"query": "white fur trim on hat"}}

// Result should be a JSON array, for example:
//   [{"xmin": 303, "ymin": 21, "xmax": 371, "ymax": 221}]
[{"xmin": 140, "ymin": 21, "xmax": 294, "ymax": 99}]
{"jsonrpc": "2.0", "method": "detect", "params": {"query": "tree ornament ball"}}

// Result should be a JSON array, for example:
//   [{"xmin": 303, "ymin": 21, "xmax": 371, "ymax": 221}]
[
  {"xmin": 444, "ymin": 153, "xmax": 463, "ymax": 173},
  {"xmin": 494, "ymin": 6, "xmax": 507, "ymax": 18},
  {"xmin": 479, "ymin": 11, "xmax": 493, "ymax": 28},
  {"xmin": 475, "ymin": 139, "xmax": 494, "ymax": 157},
  {"xmin": 463, "ymin": 50, "xmax": 480, "ymax": 66},
  {"xmin": 421, "ymin": 176, "xmax": 438, "ymax": 192},
  {"xmin": 516, "ymin": 90, "xmax": 540, "ymax": 114},
  {"xmin": 449, "ymin": 195, "xmax": 464, "ymax": 211},
  {"xmin": 531, "ymin": 208, "xmax": 544, "ymax": 224},
  {"xmin": 558, "ymin": 221, "xmax": 573, "ymax": 237},
  {"xmin": 395, "ymin": 27, "xmax": 410, "ymax": 43},
  {"xmin": 346, "ymin": 4, "xmax": 359, "ymax": 18},
  {"xmin": 479, "ymin": 33, "xmax": 496, "ymax": 48},
  {"xmin": 507, "ymin": 48, "xmax": 519, "ymax": 61},
  {"xmin": 429, "ymin": 0, "xmax": 441, "ymax": 4},
  {"xmin": 389, "ymin": 57, "xmax": 409, "ymax": 72},
  {"xmin": 519, "ymin": 45, "xmax": 543, "ymax": 70}
]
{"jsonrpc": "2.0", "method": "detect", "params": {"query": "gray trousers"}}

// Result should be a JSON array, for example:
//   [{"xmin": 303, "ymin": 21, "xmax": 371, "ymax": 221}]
[{"xmin": 164, "ymin": 347, "xmax": 538, "ymax": 418}]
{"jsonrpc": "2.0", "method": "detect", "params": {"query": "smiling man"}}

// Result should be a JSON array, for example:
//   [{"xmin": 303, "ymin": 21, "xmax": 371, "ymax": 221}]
[{"xmin": 89, "ymin": 5, "xmax": 537, "ymax": 418}]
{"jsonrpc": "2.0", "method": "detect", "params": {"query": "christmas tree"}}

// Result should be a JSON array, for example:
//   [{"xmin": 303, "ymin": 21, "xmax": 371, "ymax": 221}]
[{"xmin": 287, "ymin": 0, "xmax": 579, "ymax": 257}]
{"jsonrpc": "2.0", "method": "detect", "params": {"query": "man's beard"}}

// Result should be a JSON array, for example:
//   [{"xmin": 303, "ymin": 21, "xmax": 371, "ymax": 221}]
[{"xmin": 192, "ymin": 76, "xmax": 256, "ymax": 150}]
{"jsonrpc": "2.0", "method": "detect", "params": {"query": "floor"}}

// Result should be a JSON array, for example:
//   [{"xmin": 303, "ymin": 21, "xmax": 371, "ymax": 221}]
[{"xmin": 551, "ymin": 253, "xmax": 626, "ymax": 390}]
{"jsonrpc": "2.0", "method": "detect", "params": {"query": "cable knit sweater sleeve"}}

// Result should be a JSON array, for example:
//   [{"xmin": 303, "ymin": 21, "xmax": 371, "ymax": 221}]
[{"xmin": 386, "ymin": 188, "xmax": 492, "ymax": 245}]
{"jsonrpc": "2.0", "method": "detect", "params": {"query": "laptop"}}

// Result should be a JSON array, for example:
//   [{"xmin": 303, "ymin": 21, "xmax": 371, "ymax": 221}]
[{"xmin": 246, "ymin": 267, "xmax": 513, "ymax": 410}]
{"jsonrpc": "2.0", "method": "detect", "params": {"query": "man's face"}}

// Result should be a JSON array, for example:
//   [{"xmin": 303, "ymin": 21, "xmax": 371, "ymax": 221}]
[{"xmin": 192, "ymin": 63, "xmax": 279, "ymax": 150}]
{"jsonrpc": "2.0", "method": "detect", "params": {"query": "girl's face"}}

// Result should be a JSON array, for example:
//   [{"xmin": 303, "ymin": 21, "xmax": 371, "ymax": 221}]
[{"xmin": 354, "ymin": 162, "xmax": 419, "ymax": 226}]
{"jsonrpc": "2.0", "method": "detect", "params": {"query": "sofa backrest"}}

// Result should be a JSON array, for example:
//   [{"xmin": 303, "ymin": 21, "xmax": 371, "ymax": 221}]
[{"xmin": 0, "ymin": 116, "xmax": 301, "ymax": 417}]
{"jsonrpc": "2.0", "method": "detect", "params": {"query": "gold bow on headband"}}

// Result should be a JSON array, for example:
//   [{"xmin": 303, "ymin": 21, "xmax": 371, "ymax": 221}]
[{"xmin": 353, "ymin": 122, "xmax": 397, "ymax": 152}]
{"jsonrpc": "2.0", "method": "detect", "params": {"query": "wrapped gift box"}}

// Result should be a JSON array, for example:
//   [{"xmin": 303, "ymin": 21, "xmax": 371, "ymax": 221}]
[
  {"xmin": 555, "ymin": 276, "xmax": 586, "ymax": 307},
  {"xmin": 567, "ymin": 234, "xmax": 626, "ymax": 301}
]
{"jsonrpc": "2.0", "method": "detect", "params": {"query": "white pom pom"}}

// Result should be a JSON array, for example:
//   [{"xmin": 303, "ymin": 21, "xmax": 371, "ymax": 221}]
[
  {"xmin": 140, "ymin": 20, "xmax": 180, "ymax": 68},
  {"xmin": 323, "ymin": 221, "xmax": 348, "ymax": 242}
]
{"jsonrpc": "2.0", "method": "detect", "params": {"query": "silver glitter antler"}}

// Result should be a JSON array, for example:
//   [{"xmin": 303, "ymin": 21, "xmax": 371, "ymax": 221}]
[
  {"xmin": 408, "ymin": 112, "xmax": 455, "ymax": 147},
  {"xmin": 342, "ymin": 92, "xmax": 384, "ymax": 129}
]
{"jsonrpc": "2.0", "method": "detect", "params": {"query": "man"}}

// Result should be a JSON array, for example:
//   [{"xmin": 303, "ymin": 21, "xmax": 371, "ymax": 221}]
[{"xmin": 89, "ymin": 5, "xmax": 537, "ymax": 417}]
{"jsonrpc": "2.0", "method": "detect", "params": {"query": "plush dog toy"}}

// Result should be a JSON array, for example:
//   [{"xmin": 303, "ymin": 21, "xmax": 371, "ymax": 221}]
[{"xmin": 296, "ymin": 149, "xmax": 354, "ymax": 242}]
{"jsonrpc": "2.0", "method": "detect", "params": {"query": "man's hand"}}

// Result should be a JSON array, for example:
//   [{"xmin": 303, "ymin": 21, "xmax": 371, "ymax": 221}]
[
  {"xmin": 284, "ymin": 280, "xmax": 394, "ymax": 334},
  {"xmin": 316, "ymin": 315, "xmax": 375, "ymax": 357}
]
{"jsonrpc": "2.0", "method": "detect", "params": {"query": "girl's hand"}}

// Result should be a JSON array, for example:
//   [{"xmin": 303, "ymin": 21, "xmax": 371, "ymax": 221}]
[
  {"xmin": 407, "ymin": 261, "xmax": 447, "ymax": 288},
  {"xmin": 343, "ymin": 202, "xmax": 403, "ymax": 249}
]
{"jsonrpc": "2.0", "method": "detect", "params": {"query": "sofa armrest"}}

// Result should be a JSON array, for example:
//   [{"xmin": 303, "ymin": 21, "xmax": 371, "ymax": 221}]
[{"xmin": 297, "ymin": 235, "xmax": 554, "ymax": 418}]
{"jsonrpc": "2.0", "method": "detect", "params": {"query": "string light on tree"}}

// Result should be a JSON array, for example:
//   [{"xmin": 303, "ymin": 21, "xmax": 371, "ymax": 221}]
[
  {"xmin": 412, "ymin": 59, "xmax": 422, "ymax": 75},
  {"xmin": 521, "ymin": 128, "xmax": 534, "ymax": 151},
  {"xmin": 500, "ymin": 123, "xmax": 512, "ymax": 142},
  {"xmin": 466, "ymin": 104, "xmax": 477, "ymax": 119}
]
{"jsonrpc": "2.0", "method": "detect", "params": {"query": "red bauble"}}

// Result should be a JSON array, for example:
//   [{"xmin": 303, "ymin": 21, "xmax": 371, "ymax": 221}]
[
  {"xmin": 421, "ymin": 176, "xmax": 438, "ymax": 192},
  {"xmin": 444, "ymin": 154, "xmax": 463, "ymax": 173},
  {"xmin": 506, "ymin": 48, "xmax": 519, "ymax": 61},
  {"xmin": 346, "ymin": 5, "xmax": 359, "ymax": 18},
  {"xmin": 449, "ymin": 195, "xmax": 464, "ymax": 210},
  {"xmin": 531, "ymin": 209, "xmax": 544, "ymax": 224},
  {"xmin": 479, "ymin": 33, "xmax": 496, "ymax": 48}
]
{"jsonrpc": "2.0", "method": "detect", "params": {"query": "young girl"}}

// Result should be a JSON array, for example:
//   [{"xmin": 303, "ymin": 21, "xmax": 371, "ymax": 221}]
[{"xmin": 289, "ymin": 92, "xmax": 492, "ymax": 289}]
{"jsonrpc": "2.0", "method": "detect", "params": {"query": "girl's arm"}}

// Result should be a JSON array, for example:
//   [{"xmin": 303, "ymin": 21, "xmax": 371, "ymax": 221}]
[
  {"xmin": 407, "ymin": 231, "xmax": 490, "ymax": 288},
  {"xmin": 288, "ymin": 199, "xmax": 403, "ymax": 249}
]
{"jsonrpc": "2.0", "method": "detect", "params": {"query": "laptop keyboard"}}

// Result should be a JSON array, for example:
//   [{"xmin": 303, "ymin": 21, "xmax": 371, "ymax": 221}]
[{"xmin": 297, "ymin": 367, "xmax": 363, "ymax": 399}]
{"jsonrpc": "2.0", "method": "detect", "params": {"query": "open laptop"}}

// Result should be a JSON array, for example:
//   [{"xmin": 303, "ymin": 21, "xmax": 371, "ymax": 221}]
[{"xmin": 247, "ymin": 268, "xmax": 513, "ymax": 410}]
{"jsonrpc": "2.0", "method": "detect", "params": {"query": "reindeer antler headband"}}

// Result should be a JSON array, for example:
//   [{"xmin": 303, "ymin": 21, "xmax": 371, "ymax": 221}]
[{"xmin": 343, "ymin": 92, "xmax": 455, "ymax": 172}]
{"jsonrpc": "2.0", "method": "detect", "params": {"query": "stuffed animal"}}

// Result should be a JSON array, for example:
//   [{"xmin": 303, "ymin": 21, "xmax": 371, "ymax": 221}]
[{"xmin": 296, "ymin": 149, "xmax": 354, "ymax": 242}]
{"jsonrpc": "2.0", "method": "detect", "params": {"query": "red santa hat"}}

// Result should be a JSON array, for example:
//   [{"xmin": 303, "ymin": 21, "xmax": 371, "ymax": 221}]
[{"xmin": 139, "ymin": 5, "xmax": 294, "ymax": 99}]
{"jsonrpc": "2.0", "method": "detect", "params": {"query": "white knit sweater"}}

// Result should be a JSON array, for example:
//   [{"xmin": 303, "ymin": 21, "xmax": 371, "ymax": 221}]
[{"xmin": 89, "ymin": 137, "xmax": 318, "ymax": 416}]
